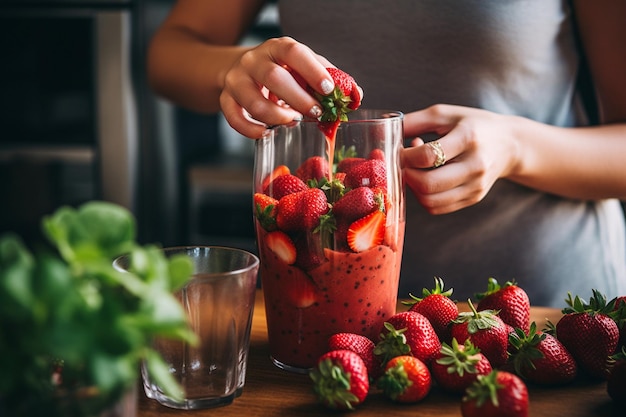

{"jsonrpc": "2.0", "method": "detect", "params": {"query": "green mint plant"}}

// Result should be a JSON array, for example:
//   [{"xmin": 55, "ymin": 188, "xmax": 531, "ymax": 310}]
[{"xmin": 0, "ymin": 201, "xmax": 197, "ymax": 416}]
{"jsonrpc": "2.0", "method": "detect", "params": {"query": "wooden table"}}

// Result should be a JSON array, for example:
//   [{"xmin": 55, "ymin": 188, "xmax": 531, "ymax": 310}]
[{"xmin": 138, "ymin": 290, "xmax": 620, "ymax": 417}]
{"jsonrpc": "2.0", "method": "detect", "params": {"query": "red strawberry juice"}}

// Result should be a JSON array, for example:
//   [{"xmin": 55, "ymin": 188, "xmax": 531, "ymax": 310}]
[
  {"xmin": 257, "ymin": 224, "xmax": 405, "ymax": 370},
  {"xmin": 254, "ymin": 109, "xmax": 405, "ymax": 371}
]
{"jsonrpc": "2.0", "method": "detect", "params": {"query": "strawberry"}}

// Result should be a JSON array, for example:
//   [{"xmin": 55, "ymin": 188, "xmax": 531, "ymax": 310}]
[
  {"xmin": 264, "ymin": 231, "xmax": 296, "ymax": 265},
  {"xmin": 263, "ymin": 173, "xmax": 308, "ymax": 200},
  {"xmin": 295, "ymin": 156, "xmax": 329, "ymax": 183},
  {"xmin": 367, "ymin": 148, "xmax": 385, "ymax": 161},
  {"xmin": 336, "ymin": 156, "xmax": 365, "ymax": 174},
  {"xmin": 328, "ymin": 333, "xmax": 382, "ymax": 380},
  {"xmin": 451, "ymin": 301, "xmax": 510, "ymax": 368},
  {"xmin": 461, "ymin": 370, "xmax": 529, "ymax": 417},
  {"xmin": 282, "ymin": 269, "xmax": 318, "ymax": 309},
  {"xmin": 261, "ymin": 164, "xmax": 290, "ymax": 190},
  {"xmin": 346, "ymin": 211, "xmax": 386, "ymax": 253},
  {"xmin": 276, "ymin": 188, "xmax": 329, "ymax": 232},
  {"xmin": 311, "ymin": 67, "xmax": 361, "ymax": 123},
  {"xmin": 377, "ymin": 355, "xmax": 432, "ymax": 403},
  {"xmin": 476, "ymin": 278, "xmax": 530, "ymax": 333},
  {"xmin": 308, "ymin": 67, "xmax": 361, "ymax": 140},
  {"xmin": 253, "ymin": 192, "xmax": 278, "ymax": 231},
  {"xmin": 431, "ymin": 338, "xmax": 493, "ymax": 394},
  {"xmin": 332, "ymin": 187, "xmax": 384, "ymax": 223},
  {"xmin": 344, "ymin": 158, "xmax": 387, "ymax": 190},
  {"xmin": 293, "ymin": 233, "xmax": 326, "ymax": 271},
  {"xmin": 556, "ymin": 290, "xmax": 620, "ymax": 379},
  {"xmin": 508, "ymin": 322, "xmax": 577, "ymax": 385},
  {"xmin": 607, "ymin": 347, "xmax": 626, "ymax": 404},
  {"xmin": 404, "ymin": 277, "xmax": 459, "ymax": 342},
  {"xmin": 310, "ymin": 349, "xmax": 369, "ymax": 410},
  {"xmin": 375, "ymin": 311, "xmax": 441, "ymax": 366}
]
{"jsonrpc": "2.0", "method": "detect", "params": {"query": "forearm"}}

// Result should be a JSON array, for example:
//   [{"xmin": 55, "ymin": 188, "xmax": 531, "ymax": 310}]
[
  {"xmin": 147, "ymin": 26, "xmax": 251, "ymax": 114},
  {"xmin": 507, "ymin": 116, "xmax": 626, "ymax": 200}
]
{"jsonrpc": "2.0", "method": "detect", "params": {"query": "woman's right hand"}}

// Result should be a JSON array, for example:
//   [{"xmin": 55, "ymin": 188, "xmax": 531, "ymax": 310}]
[{"xmin": 220, "ymin": 36, "xmax": 337, "ymax": 138}]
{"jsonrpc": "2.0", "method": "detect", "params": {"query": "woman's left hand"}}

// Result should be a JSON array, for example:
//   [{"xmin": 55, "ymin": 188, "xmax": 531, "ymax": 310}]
[{"xmin": 401, "ymin": 104, "xmax": 521, "ymax": 215}]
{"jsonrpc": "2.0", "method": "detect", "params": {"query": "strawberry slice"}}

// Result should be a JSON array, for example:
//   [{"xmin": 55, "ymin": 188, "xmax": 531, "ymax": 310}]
[
  {"xmin": 283, "ymin": 272, "xmax": 318, "ymax": 308},
  {"xmin": 261, "ymin": 164, "xmax": 290, "ymax": 191},
  {"xmin": 265, "ymin": 231, "xmax": 297, "ymax": 265},
  {"xmin": 347, "ymin": 211, "xmax": 386, "ymax": 252}
]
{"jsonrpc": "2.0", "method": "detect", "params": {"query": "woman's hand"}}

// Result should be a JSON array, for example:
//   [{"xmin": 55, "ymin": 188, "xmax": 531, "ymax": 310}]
[
  {"xmin": 401, "ymin": 104, "xmax": 521, "ymax": 215},
  {"xmin": 220, "ymin": 36, "xmax": 337, "ymax": 138}
]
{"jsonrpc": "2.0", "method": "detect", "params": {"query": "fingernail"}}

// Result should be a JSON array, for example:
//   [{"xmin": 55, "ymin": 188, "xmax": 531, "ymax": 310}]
[
  {"xmin": 320, "ymin": 79, "xmax": 334, "ymax": 95},
  {"xmin": 309, "ymin": 105, "xmax": 322, "ymax": 118}
]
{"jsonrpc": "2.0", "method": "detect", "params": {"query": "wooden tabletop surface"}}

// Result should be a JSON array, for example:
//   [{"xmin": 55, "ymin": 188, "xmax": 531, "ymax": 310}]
[{"xmin": 138, "ymin": 289, "xmax": 620, "ymax": 417}]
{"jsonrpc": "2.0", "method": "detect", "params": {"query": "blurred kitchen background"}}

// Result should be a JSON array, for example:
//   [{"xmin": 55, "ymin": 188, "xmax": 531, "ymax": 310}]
[{"xmin": 0, "ymin": 0, "xmax": 279, "ymax": 255}]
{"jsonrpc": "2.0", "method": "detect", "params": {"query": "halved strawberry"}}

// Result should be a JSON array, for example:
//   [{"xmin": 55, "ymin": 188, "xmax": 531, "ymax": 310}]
[
  {"xmin": 253, "ymin": 192, "xmax": 278, "ymax": 231},
  {"xmin": 283, "ymin": 271, "xmax": 318, "ymax": 308},
  {"xmin": 347, "ymin": 211, "xmax": 386, "ymax": 253},
  {"xmin": 265, "ymin": 231, "xmax": 296, "ymax": 265},
  {"xmin": 261, "ymin": 164, "xmax": 290, "ymax": 190}
]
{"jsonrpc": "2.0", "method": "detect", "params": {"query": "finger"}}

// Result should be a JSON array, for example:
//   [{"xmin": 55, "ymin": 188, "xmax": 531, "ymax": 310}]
[
  {"xmin": 403, "ymin": 104, "xmax": 459, "ymax": 138},
  {"xmin": 220, "ymin": 93, "xmax": 274, "ymax": 139},
  {"xmin": 404, "ymin": 164, "xmax": 486, "ymax": 215},
  {"xmin": 225, "ymin": 73, "xmax": 301, "ymax": 124},
  {"xmin": 401, "ymin": 139, "xmax": 451, "ymax": 170},
  {"xmin": 267, "ymin": 38, "xmax": 335, "ymax": 96},
  {"xmin": 248, "ymin": 60, "xmax": 324, "ymax": 119}
]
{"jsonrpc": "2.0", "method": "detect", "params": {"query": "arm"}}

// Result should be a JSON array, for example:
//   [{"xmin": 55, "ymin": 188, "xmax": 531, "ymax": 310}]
[
  {"xmin": 506, "ymin": 0, "xmax": 626, "ymax": 199},
  {"xmin": 147, "ymin": 0, "xmax": 335, "ymax": 138},
  {"xmin": 401, "ymin": 0, "xmax": 626, "ymax": 214}
]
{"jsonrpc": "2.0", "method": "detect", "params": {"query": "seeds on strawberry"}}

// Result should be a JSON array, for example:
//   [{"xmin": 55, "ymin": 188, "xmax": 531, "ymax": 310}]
[
  {"xmin": 328, "ymin": 333, "xmax": 382, "ymax": 379},
  {"xmin": 296, "ymin": 156, "xmax": 330, "ymax": 183},
  {"xmin": 332, "ymin": 187, "xmax": 384, "ymax": 223},
  {"xmin": 556, "ymin": 290, "xmax": 620, "ymax": 380},
  {"xmin": 263, "ymin": 173, "xmax": 308, "ymax": 200},
  {"xmin": 461, "ymin": 370, "xmax": 529, "ymax": 417},
  {"xmin": 310, "ymin": 349, "xmax": 370, "ymax": 410},
  {"xmin": 276, "ymin": 188, "xmax": 329, "ymax": 232},
  {"xmin": 405, "ymin": 276, "xmax": 459, "ymax": 342},
  {"xmin": 344, "ymin": 158, "xmax": 387, "ymax": 190},
  {"xmin": 476, "ymin": 278, "xmax": 531, "ymax": 333},
  {"xmin": 432, "ymin": 338, "xmax": 493, "ymax": 394},
  {"xmin": 346, "ymin": 211, "xmax": 386, "ymax": 253},
  {"xmin": 261, "ymin": 164, "xmax": 290, "ymax": 190},
  {"xmin": 451, "ymin": 301, "xmax": 510, "ymax": 368},
  {"xmin": 377, "ymin": 355, "xmax": 432, "ymax": 403},
  {"xmin": 375, "ymin": 311, "xmax": 441, "ymax": 366},
  {"xmin": 508, "ymin": 322, "xmax": 577, "ymax": 385}
]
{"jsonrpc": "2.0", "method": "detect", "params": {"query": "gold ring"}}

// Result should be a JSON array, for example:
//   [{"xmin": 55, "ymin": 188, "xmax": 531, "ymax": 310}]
[{"xmin": 427, "ymin": 141, "xmax": 446, "ymax": 168}]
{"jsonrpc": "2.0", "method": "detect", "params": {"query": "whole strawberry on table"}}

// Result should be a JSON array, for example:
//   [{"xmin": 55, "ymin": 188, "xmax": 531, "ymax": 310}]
[{"xmin": 308, "ymin": 278, "xmax": 625, "ymax": 415}]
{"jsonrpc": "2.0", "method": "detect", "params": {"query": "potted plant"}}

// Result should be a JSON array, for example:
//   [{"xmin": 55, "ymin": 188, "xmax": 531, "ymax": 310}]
[{"xmin": 0, "ymin": 201, "xmax": 197, "ymax": 416}]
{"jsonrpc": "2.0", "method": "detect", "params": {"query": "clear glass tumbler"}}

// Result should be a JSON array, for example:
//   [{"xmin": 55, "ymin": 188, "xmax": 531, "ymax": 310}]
[
  {"xmin": 115, "ymin": 246, "xmax": 259, "ymax": 409},
  {"xmin": 253, "ymin": 109, "xmax": 405, "ymax": 372}
]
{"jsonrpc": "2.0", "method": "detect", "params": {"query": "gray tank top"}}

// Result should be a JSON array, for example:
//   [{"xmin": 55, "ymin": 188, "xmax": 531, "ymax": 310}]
[{"xmin": 278, "ymin": 0, "xmax": 626, "ymax": 306}]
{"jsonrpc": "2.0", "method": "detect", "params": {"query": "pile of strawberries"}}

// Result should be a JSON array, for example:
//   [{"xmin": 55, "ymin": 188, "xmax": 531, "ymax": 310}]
[
  {"xmin": 254, "ymin": 147, "xmax": 390, "ymax": 270},
  {"xmin": 309, "ymin": 277, "xmax": 626, "ymax": 417}
]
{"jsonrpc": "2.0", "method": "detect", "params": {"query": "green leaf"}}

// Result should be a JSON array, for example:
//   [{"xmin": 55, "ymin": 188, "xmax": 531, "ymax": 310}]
[{"xmin": 144, "ymin": 348, "xmax": 185, "ymax": 401}]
